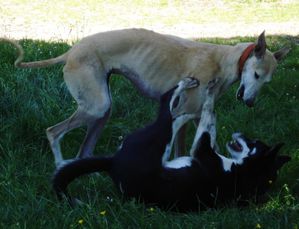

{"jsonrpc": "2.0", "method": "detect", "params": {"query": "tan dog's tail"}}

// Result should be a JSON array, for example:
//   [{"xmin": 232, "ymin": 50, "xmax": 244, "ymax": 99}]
[{"xmin": 1, "ymin": 38, "xmax": 68, "ymax": 68}]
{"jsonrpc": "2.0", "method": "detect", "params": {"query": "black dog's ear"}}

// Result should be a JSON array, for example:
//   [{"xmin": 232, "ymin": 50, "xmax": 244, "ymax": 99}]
[
  {"xmin": 265, "ymin": 143, "xmax": 290, "ymax": 170},
  {"xmin": 275, "ymin": 155, "xmax": 291, "ymax": 170},
  {"xmin": 198, "ymin": 132, "xmax": 211, "ymax": 150},
  {"xmin": 194, "ymin": 132, "xmax": 214, "ymax": 158},
  {"xmin": 266, "ymin": 142, "xmax": 284, "ymax": 159}
]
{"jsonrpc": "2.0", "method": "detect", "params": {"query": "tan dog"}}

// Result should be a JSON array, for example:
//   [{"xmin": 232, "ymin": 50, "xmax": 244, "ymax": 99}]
[{"xmin": 1, "ymin": 29, "xmax": 290, "ymax": 167}]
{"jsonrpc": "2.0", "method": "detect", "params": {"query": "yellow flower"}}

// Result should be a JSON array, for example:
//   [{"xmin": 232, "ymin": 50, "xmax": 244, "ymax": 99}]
[
  {"xmin": 78, "ymin": 219, "xmax": 84, "ymax": 225},
  {"xmin": 256, "ymin": 223, "xmax": 261, "ymax": 229},
  {"xmin": 100, "ymin": 210, "xmax": 106, "ymax": 216}
]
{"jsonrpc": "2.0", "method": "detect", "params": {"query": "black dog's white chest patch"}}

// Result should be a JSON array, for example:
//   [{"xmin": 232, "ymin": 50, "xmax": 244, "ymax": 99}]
[
  {"xmin": 217, "ymin": 154, "xmax": 235, "ymax": 172},
  {"xmin": 164, "ymin": 156, "xmax": 192, "ymax": 169}
]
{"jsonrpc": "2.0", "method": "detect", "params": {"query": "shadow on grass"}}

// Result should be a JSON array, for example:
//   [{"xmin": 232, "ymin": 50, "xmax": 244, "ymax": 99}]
[{"xmin": 0, "ymin": 35, "xmax": 298, "ymax": 227}]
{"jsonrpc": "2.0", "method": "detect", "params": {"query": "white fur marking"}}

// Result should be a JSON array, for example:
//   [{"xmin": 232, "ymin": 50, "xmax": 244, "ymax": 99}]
[
  {"xmin": 118, "ymin": 142, "xmax": 123, "ymax": 150},
  {"xmin": 250, "ymin": 147, "xmax": 257, "ymax": 155},
  {"xmin": 162, "ymin": 144, "xmax": 171, "ymax": 164},
  {"xmin": 217, "ymin": 154, "xmax": 234, "ymax": 172},
  {"xmin": 164, "ymin": 156, "xmax": 192, "ymax": 169}
]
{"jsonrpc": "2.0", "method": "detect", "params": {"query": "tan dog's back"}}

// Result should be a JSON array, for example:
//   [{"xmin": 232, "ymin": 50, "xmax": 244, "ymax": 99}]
[{"xmin": 65, "ymin": 29, "xmax": 223, "ymax": 98}]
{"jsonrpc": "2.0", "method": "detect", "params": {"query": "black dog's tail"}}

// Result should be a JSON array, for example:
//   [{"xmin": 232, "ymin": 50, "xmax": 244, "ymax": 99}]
[{"xmin": 52, "ymin": 157, "xmax": 113, "ymax": 203}]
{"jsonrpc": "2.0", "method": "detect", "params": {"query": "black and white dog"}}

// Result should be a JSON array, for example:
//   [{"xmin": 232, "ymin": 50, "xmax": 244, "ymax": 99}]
[{"xmin": 53, "ymin": 78, "xmax": 290, "ymax": 212}]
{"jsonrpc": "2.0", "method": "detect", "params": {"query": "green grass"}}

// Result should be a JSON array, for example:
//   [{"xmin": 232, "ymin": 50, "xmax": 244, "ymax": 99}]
[{"xmin": 0, "ymin": 36, "xmax": 299, "ymax": 228}]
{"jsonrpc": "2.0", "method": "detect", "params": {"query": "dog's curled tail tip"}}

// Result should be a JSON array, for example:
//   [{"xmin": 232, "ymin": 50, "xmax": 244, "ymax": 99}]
[
  {"xmin": 0, "ymin": 37, "xmax": 25, "ymax": 67},
  {"xmin": 12, "ymin": 41, "xmax": 25, "ymax": 68}
]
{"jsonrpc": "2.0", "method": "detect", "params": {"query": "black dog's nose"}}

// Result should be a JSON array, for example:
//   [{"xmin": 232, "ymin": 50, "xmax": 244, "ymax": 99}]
[{"xmin": 237, "ymin": 85, "xmax": 245, "ymax": 100}]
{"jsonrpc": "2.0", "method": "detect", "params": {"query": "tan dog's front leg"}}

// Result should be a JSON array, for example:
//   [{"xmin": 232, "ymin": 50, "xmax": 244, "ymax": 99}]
[
  {"xmin": 173, "ymin": 118, "xmax": 201, "ymax": 157},
  {"xmin": 162, "ymin": 77, "xmax": 199, "ymax": 163},
  {"xmin": 189, "ymin": 79, "xmax": 218, "ymax": 157}
]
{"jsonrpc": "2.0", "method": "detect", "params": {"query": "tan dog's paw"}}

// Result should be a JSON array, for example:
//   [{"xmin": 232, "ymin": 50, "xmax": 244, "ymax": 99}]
[{"xmin": 180, "ymin": 77, "xmax": 200, "ymax": 90}]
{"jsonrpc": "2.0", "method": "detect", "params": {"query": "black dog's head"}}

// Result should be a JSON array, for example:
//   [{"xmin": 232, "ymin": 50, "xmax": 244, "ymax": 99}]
[
  {"xmin": 226, "ymin": 133, "xmax": 291, "ymax": 198},
  {"xmin": 194, "ymin": 131, "xmax": 290, "ymax": 204}
]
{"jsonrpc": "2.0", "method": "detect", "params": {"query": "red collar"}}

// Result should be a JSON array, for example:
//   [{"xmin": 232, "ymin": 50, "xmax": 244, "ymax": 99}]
[{"xmin": 238, "ymin": 44, "xmax": 256, "ymax": 78}]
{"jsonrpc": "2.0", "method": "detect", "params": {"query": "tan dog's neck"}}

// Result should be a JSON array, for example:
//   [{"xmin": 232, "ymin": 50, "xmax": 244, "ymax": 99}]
[{"xmin": 209, "ymin": 43, "xmax": 255, "ymax": 98}]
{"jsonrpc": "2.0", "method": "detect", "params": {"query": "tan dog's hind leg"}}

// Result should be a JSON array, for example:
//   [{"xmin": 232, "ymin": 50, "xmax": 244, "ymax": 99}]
[
  {"xmin": 46, "ymin": 109, "xmax": 88, "ymax": 165},
  {"xmin": 47, "ymin": 64, "xmax": 111, "ymax": 167},
  {"xmin": 77, "ymin": 107, "xmax": 111, "ymax": 158}
]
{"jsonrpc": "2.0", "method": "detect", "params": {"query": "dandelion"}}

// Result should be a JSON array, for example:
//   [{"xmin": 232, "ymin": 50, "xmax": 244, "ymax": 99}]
[
  {"xmin": 100, "ymin": 210, "xmax": 106, "ymax": 216},
  {"xmin": 148, "ymin": 207, "xmax": 155, "ymax": 212},
  {"xmin": 256, "ymin": 223, "xmax": 262, "ymax": 229},
  {"xmin": 78, "ymin": 219, "xmax": 84, "ymax": 225}
]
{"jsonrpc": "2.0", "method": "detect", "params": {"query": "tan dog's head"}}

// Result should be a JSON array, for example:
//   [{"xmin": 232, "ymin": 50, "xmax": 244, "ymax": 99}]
[{"xmin": 237, "ymin": 32, "xmax": 290, "ymax": 107}]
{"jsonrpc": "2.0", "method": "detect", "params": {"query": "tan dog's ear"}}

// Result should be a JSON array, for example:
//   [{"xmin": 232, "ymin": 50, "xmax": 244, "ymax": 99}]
[
  {"xmin": 274, "ymin": 46, "xmax": 291, "ymax": 62},
  {"xmin": 255, "ymin": 31, "xmax": 266, "ymax": 59}
]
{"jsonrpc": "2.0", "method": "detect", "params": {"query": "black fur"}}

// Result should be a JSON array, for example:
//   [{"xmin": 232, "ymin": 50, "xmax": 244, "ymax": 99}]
[{"xmin": 53, "ymin": 84, "xmax": 290, "ymax": 212}]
